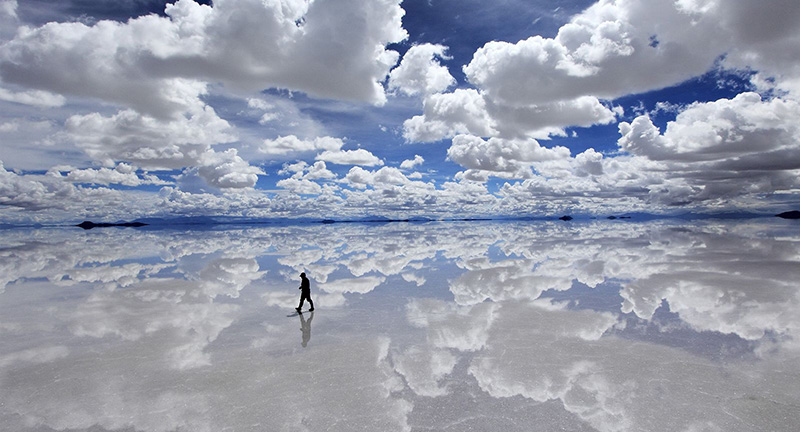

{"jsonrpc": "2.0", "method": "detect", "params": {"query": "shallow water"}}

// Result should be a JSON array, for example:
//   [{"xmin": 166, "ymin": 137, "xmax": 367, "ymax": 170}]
[{"xmin": 1, "ymin": 220, "xmax": 799, "ymax": 431}]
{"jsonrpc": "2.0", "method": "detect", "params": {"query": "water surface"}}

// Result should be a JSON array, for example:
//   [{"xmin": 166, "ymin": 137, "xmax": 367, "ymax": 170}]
[{"xmin": 1, "ymin": 220, "xmax": 799, "ymax": 431}]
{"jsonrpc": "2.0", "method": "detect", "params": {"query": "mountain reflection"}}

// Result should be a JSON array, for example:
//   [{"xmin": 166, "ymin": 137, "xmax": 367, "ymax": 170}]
[{"xmin": 0, "ymin": 220, "xmax": 798, "ymax": 431}]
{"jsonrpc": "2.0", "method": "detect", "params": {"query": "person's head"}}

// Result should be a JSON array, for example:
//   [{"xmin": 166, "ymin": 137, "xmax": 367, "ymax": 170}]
[{"xmin": 300, "ymin": 272, "xmax": 306, "ymax": 279}]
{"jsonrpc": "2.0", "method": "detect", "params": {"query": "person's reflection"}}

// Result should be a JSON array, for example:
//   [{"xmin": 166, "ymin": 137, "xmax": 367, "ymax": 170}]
[{"xmin": 299, "ymin": 311, "xmax": 314, "ymax": 348}]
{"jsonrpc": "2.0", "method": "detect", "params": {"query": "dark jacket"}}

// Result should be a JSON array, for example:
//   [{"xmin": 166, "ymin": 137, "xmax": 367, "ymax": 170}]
[{"xmin": 300, "ymin": 277, "xmax": 310, "ymax": 294}]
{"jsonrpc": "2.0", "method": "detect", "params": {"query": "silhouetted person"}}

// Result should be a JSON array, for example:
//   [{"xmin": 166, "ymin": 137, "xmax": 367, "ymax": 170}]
[
  {"xmin": 299, "ymin": 311, "xmax": 314, "ymax": 348},
  {"xmin": 296, "ymin": 272, "xmax": 314, "ymax": 312}
]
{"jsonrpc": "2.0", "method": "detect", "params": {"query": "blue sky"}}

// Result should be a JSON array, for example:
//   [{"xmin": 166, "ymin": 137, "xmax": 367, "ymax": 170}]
[{"xmin": 1, "ymin": 0, "xmax": 800, "ymax": 222}]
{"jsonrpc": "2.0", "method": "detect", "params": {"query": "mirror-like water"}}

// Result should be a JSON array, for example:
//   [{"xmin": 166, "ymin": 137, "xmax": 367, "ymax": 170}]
[{"xmin": 1, "ymin": 220, "xmax": 799, "ymax": 431}]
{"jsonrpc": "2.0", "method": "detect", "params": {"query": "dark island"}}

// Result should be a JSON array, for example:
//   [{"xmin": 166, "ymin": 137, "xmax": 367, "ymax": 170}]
[
  {"xmin": 76, "ymin": 221, "xmax": 148, "ymax": 230},
  {"xmin": 776, "ymin": 211, "xmax": 800, "ymax": 219}
]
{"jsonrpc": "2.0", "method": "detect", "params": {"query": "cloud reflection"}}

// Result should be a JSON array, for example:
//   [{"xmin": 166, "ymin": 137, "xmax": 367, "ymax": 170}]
[{"xmin": 0, "ymin": 220, "xmax": 798, "ymax": 431}]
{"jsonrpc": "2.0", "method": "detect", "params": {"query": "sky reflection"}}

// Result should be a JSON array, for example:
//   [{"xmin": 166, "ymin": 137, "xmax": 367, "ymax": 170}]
[{"xmin": 1, "ymin": 220, "xmax": 799, "ymax": 431}]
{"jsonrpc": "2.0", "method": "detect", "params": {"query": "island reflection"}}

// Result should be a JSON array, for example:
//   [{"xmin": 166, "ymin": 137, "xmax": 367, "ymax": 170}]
[{"xmin": 0, "ymin": 220, "xmax": 798, "ymax": 431}]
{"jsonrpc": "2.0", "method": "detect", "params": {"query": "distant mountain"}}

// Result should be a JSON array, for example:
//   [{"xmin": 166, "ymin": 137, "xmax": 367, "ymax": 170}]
[
  {"xmin": 318, "ymin": 215, "xmax": 435, "ymax": 224},
  {"xmin": 132, "ymin": 216, "xmax": 220, "ymax": 225},
  {"xmin": 6, "ymin": 210, "xmax": 793, "ymax": 231},
  {"xmin": 354, "ymin": 215, "xmax": 393, "ymax": 222}
]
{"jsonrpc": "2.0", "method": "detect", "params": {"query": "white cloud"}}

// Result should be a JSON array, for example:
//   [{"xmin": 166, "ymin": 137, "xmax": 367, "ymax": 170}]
[
  {"xmin": 65, "ymin": 102, "xmax": 236, "ymax": 170},
  {"xmin": 278, "ymin": 161, "xmax": 308, "ymax": 176},
  {"xmin": 64, "ymin": 100, "xmax": 262, "ymax": 190},
  {"xmin": 458, "ymin": 0, "xmax": 800, "ymax": 107},
  {"xmin": 616, "ymin": 92, "xmax": 800, "ymax": 203},
  {"xmin": 62, "ymin": 163, "xmax": 170, "ymax": 187},
  {"xmin": 258, "ymin": 112, "xmax": 279, "ymax": 124},
  {"xmin": 276, "ymin": 178, "xmax": 323, "ymax": 195},
  {"xmin": 388, "ymin": 43, "xmax": 455, "ymax": 97},
  {"xmin": 0, "ymin": 87, "xmax": 65, "ymax": 108},
  {"xmin": 462, "ymin": 0, "xmax": 725, "ymax": 107},
  {"xmin": 400, "ymin": 155, "xmax": 424, "ymax": 170},
  {"xmin": 619, "ymin": 92, "xmax": 800, "ymax": 162},
  {"xmin": 404, "ymin": 90, "xmax": 619, "ymax": 142},
  {"xmin": 196, "ymin": 149, "xmax": 264, "ymax": 189},
  {"xmin": 403, "ymin": 89, "xmax": 496, "ymax": 142},
  {"xmin": 0, "ymin": 0, "xmax": 408, "ymax": 116},
  {"xmin": 246, "ymin": 97, "xmax": 281, "ymax": 124},
  {"xmin": 260, "ymin": 135, "xmax": 343, "ymax": 157},
  {"xmin": 391, "ymin": 0, "xmax": 800, "ymax": 207},
  {"xmin": 303, "ymin": 161, "xmax": 337, "ymax": 180},
  {"xmin": 0, "ymin": 161, "xmax": 75, "ymax": 210},
  {"xmin": 246, "ymin": 98, "xmax": 272, "ymax": 111},
  {"xmin": 401, "ymin": 272, "xmax": 426, "ymax": 286},
  {"xmin": 447, "ymin": 135, "xmax": 571, "ymax": 179},
  {"xmin": 343, "ymin": 166, "xmax": 374, "ymax": 189},
  {"xmin": 484, "ymin": 95, "xmax": 619, "ymax": 139},
  {"xmin": 316, "ymin": 149, "xmax": 384, "ymax": 166}
]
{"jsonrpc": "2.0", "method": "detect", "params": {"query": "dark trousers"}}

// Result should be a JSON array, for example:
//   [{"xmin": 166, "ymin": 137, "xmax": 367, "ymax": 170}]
[{"xmin": 298, "ymin": 291, "xmax": 313, "ymax": 309}]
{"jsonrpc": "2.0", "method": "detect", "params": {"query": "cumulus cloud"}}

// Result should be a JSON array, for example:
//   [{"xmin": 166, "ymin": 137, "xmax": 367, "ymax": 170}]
[
  {"xmin": 156, "ymin": 186, "xmax": 273, "ymax": 217},
  {"xmin": 481, "ymin": 89, "xmax": 800, "ymax": 211},
  {"xmin": 484, "ymin": 95, "xmax": 621, "ymax": 139},
  {"xmin": 388, "ymin": 43, "xmax": 455, "ymax": 97},
  {"xmin": 392, "ymin": 0, "xmax": 800, "ymax": 211},
  {"xmin": 316, "ymin": 149, "xmax": 384, "ymax": 166},
  {"xmin": 4, "ymin": 0, "xmax": 800, "ymax": 219},
  {"xmin": 64, "ymin": 100, "xmax": 239, "ymax": 173},
  {"xmin": 0, "ymin": 161, "xmax": 75, "ymax": 210},
  {"xmin": 195, "ymin": 149, "xmax": 264, "ymax": 189},
  {"xmin": 61, "ymin": 163, "xmax": 170, "ymax": 187},
  {"xmin": 447, "ymin": 135, "xmax": 571, "ymax": 178},
  {"xmin": 0, "ymin": 87, "xmax": 65, "ymax": 108},
  {"xmin": 343, "ymin": 166, "xmax": 375, "ymax": 189},
  {"xmin": 616, "ymin": 92, "xmax": 800, "ymax": 203},
  {"xmin": 0, "ymin": 0, "xmax": 408, "ymax": 117},
  {"xmin": 400, "ymin": 155, "xmax": 424, "ymax": 170},
  {"xmin": 462, "ymin": 0, "xmax": 726, "ymax": 107},
  {"xmin": 64, "ymin": 105, "xmax": 229, "ymax": 168},
  {"xmin": 619, "ymin": 92, "xmax": 800, "ymax": 162},
  {"xmin": 0, "ymin": 0, "xmax": 408, "ymax": 206},
  {"xmin": 404, "ymin": 89, "xmax": 620, "ymax": 143},
  {"xmin": 260, "ymin": 135, "xmax": 344, "ymax": 157},
  {"xmin": 276, "ymin": 177, "xmax": 323, "ymax": 195},
  {"xmin": 246, "ymin": 97, "xmax": 281, "ymax": 124},
  {"xmin": 280, "ymin": 161, "xmax": 337, "ymax": 181},
  {"xmin": 403, "ymin": 89, "xmax": 496, "ymax": 142}
]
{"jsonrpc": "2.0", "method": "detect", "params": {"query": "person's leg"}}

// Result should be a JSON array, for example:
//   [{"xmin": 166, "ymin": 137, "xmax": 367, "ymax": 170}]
[
  {"xmin": 308, "ymin": 296, "xmax": 314, "ymax": 311},
  {"xmin": 297, "ymin": 294, "xmax": 305, "ymax": 310}
]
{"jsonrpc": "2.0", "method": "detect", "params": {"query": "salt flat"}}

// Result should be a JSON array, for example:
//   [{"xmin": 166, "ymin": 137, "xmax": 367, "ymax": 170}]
[{"xmin": 1, "ymin": 220, "xmax": 799, "ymax": 431}]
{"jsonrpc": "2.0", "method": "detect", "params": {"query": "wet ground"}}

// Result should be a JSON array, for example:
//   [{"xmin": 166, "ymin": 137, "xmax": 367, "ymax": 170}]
[{"xmin": 1, "ymin": 219, "xmax": 799, "ymax": 431}]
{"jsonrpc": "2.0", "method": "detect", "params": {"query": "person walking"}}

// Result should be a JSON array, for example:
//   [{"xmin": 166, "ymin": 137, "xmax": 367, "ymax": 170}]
[{"xmin": 296, "ymin": 272, "xmax": 314, "ymax": 312}]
